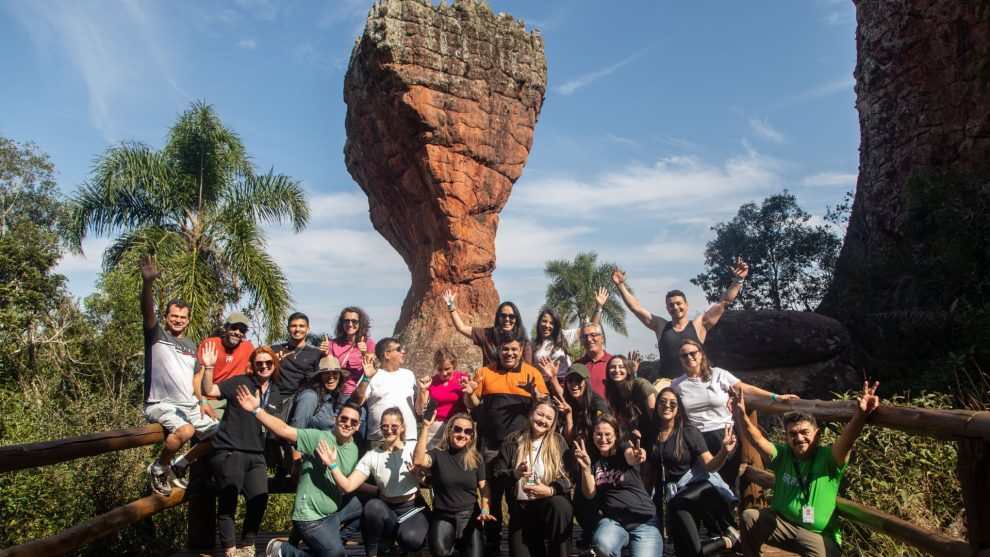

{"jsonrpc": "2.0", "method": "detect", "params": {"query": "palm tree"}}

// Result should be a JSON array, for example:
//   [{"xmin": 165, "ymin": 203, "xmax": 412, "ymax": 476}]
[
  {"xmin": 543, "ymin": 251, "xmax": 627, "ymax": 336},
  {"xmin": 67, "ymin": 101, "xmax": 309, "ymax": 340}
]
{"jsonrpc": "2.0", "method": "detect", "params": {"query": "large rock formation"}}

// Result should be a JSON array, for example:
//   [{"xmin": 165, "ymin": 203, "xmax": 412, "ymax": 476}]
[
  {"xmin": 823, "ymin": 2, "xmax": 990, "ymax": 324},
  {"xmin": 704, "ymin": 311, "xmax": 849, "ymax": 372},
  {"xmin": 343, "ymin": 0, "xmax": 546, "ymax": 373}
]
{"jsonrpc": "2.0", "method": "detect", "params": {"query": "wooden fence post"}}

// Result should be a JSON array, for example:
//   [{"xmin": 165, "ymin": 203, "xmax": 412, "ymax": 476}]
[
  {"xmin": 186, "ymin": 456, "xmax": 215, "ymax": 550},
  {"xmin": 957, "ymin": 437, "xmax": 990, "ymax": 551},
  {"xmin": 739, "ymin": 408, "xmax": 767, "ymax": 510}
]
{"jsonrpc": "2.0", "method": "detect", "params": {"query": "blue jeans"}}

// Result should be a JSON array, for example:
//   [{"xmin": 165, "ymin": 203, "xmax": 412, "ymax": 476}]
[
  {"xmin": 282, "ymin": 514, "xmax": 344, "ymax": 557},
  {"xmin": 592, "ymin": 515, "xmax": 662, "ymax": 557}
]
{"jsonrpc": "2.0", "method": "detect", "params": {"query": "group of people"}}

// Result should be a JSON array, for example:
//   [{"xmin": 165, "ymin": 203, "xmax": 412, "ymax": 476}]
[{"xmin": 139, "ymin": 254, "xmax": 880, "ymax": 557}]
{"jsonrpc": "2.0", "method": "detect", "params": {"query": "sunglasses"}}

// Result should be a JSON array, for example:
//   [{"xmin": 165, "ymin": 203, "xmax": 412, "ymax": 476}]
[
  {"xmin": 337, "ymin": 415, "xmax": 360, "ymax": 427},
  {"xmin": 387, "ymin": 345, "xmax": 406, "ymax": 354},
  {"xmin": 380, "ymin": 424, "xmax": 401, "ymax": 432},
  {"xmin": 451, "ymin": 425, "xmax": 475, "ymax": 436},
  {"xmin": 498, "ymin": 313, "xmax": 517, "ymax": 320},
  {"xmin": 658, "ymin": 400, "xmax": 679, "ymax": 409},
  {"xmin": 342, "ymin": 319, "xmax": 360, "ymax": 326},
  {"xmin": 254, "ymin": 360, "xmax": 275, "ymax": 369},
  {"xmin": 679, "ymin": 350, "xmax": 700, "ymax": 361}
]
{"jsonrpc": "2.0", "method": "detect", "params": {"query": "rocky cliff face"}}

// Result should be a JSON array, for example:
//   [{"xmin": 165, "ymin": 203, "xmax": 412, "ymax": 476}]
[
  {"xmin": 343, "ymin": 0, "xmax": 546, "ymax": 373},
  {"xmin": 824, "ymin": 0, "xmax": 990, "ymax": 317}
]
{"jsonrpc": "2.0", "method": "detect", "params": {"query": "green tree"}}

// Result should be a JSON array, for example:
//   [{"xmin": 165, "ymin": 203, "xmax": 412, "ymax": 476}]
[
  {"xmin": 543, "ymin": 251, "xmax": 627, "ymax": 335},
  {"xmin": 0, "ymin": 135, "xmax": 70, "ymax": 380},
  {"xmin": 67, "ymin": 101, "xmax": 309, "ymax": 340},
  {"xmin": 691, "ymin": 190, "xmax": 841, "ymax": 311}
]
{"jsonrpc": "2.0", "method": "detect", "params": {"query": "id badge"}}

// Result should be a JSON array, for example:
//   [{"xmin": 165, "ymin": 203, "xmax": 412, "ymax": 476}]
[{"xmin": 801, "ymin": 505, "xmax": 815, "ymax": 524}]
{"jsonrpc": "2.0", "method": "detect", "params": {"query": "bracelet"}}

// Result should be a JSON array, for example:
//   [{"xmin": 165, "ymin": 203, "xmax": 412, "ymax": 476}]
[
  {"xmin": 198, "ymin": 399, "xmax": 208, "ymax": 404},
  {"xmin": 328, "ymin": 463, "xmax": 338, "ymax": 471},
  {"xmin": 770, "ymin": 393, "xmax": 777, "ymax": 400},
  {"xmin": 447, "ymin": 304, "xmax": 456, "ymax": 312},
  {"xmin": 480, "ymin": 508, "xmax": 489, "ymax": 514},
  {"xmin": 251, "ymin": 407, "xmax": 262, "ymax": 415},
  {"xmin": 593, "ymin": 306, "xmax": 602, "ymax": 314},
  {"xmin": 732, "ymin": 277, "xmax": 745, "ymax": 285},
  {"xmin": 361, "ymin": 376, "xmax": 371, "ymax": 383}
]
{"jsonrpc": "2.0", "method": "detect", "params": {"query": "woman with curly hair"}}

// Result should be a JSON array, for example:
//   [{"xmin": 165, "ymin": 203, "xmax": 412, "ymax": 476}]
[{"xmin": 320, "ymin": 306, "xmax": 376, "ymax": 400}]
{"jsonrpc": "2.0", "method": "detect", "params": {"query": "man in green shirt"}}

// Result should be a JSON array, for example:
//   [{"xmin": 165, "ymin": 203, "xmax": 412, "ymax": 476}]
[
  {"xmin": 235, "ymin": 386, "xmax": 361, "ymax": 557},
  {"xmin": 731, "ymin": 382, "xmax": 880, "ymax": 557}
]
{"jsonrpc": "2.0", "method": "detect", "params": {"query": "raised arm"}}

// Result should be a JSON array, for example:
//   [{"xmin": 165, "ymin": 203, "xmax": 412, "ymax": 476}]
[
  {"xmin": 462, "ymin": 374, "xmax": 482, "ymax": 410},
  {"xmin": 235, "ymin": 384, "xmax": 297, "ymax": 443},
  {"xmin": 315, "ymin": 439, "xmax": 370, "ymax": 493},
  {"xmin": 198, "ymin": 342, "xmax": 222, "ymax": 399},
  {"xmin": 832, "ymin": 382, "xmax": 880, "ymax": 466},
  {"xmin": 442, "ymin": 289, "xmax": 473, "ymax": 338},
  {"xmin": 536, "ymin": 356, "xmax": 565, "ymax": 399},
  {"xmin": 415, "ymin": 375, "xmax": 432, "ymax": 417},
  {"xmin": 348, "ymin": 354, "xmax": 378, "ymax": 406},
  {"xmin": 729, "ymin": 389, "xmax": 774, "ymax": 462},
  {"xmin": 700, "ymin": 424, "xmax": 737, "ymax": 472},
  {"xmin": 413, "ymin": 418, "xmax": 433, "ymax": 469},
  {"xmin": 140, "ymin": 255, "xmax": 160, "ymax": 329},
  {"xmin": 590, "ymin": 286, "xmax": 608, "ymax": 326},
  {"xmin": 701, "ymin": 257, "xmax": 749, "ymax": 331},
  {"xmin": 573, "ymin": 439, "xmax": 596, "ymax": 499},
  {"xmin": 739, "ymin": 381, "xmax": 799, "ymax": 402},
  {"xmin": 611, "ymin": 265, "xmax": 663, "ymax": 332}
]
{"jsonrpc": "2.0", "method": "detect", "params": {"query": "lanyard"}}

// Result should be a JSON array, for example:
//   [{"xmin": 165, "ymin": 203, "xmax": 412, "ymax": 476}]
[
  {"xmin": 259, "ymin": 384, "xmax": 271, "ymax": 411},
  {"xmin": 791, "ymin": 457, "xmax": 812, "ymax": 505}
]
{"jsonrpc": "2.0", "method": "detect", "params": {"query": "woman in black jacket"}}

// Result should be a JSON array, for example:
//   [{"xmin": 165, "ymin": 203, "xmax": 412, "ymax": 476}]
[{"xmin": 492, "ymin": 399, "xmax": 574, "ymax": 557}]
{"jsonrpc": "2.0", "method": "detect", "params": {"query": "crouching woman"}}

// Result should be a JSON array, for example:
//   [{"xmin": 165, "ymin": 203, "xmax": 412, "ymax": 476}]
[
  {"xmin": 414, "ymin": 412, "xmax": 495, "ymax": 557},
  {"xmin": 492, "ymin": 399, "xmax": 574, "ymax": 557}
]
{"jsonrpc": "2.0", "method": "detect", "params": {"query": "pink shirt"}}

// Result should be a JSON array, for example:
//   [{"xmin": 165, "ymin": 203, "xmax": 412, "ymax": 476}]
[
  {"xmin": 428, "ymin": 371, "xmax": 469, "ymax": 422},
  {"xmin": 329, "ymin": 337, "xmax": 377, "ymax": 397}
]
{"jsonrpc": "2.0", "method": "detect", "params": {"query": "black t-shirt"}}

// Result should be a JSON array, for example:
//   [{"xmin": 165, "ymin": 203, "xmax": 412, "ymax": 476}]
[
  {"xmin": 215, "ymin": 375, "xmax": 286, "ymax": 452},
  {"xmin": 591, "ymin": 451, "xmax": 656, "ymax": 525},
  {"xmin": 428, "ymin": 447, "xmax": 486, "ymax": 512},
  {"xmin": 650, "ymin": 424, "xmax": 708, "ymax": 485},
  {"xmin": 271, "ymin": 342, "xmax": 321, "ymax": 395}
]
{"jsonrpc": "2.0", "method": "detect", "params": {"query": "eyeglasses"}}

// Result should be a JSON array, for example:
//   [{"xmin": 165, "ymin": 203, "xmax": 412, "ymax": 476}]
[
  {"xmin": 657, "ymin": 400, "xmax": 679, "ymax": 409},
  {"xmin": 580, "ymin": 333, "xmax": 602, "ymax": 341},
  {"xmin": 337, "ymin": 415, "xmax": 360, "ymax": 427},
  {"xmin": 254, "ymin": 360, "xmax": 275, "ymax": 369},
  {"xmin": 498, "ymin": 313, "xmax": 517, "ymax": 321},
  {"xmin": 387, "ymin": 345, "xmax": 405, "ymax": 354},
  {"xmin": 451, "ymin": 425, "xmax": 474, "ymax": 436},
  {"xmin": 592, "ymin": 432, "xmax": 615, "ymax": 440},
  {"xmin": 679, "ymin": 350, "xmax": 700, "ymax": 361},
  {"xmin": 342, "ymin": 319, "xmax": 360, "ymax": 326},
  {"xmin": 380, "ymin": 424, "xmax": 401, "ymax": 432}
]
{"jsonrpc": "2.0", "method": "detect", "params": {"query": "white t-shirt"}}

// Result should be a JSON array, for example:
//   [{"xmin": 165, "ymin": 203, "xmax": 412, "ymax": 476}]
[
  {"xmin": 365, "ymin": 367, "xmax": 418, "ymax": 441},
  {"xmin": 533, "ymin": 328, "xmax": 579, "ymax": 379},
  {"xmin": 670, "ymin": 367, "xmax": 740, "ymax": 432},
  {"xmin": 354, "ymin": 441, "xmax": 420, "ymax": 498}
]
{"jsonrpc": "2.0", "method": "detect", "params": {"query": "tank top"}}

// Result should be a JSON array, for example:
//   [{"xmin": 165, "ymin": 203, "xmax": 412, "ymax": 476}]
[{"xmin": 658, "ymin": 320, "xmax": 702, "ymax": 378}]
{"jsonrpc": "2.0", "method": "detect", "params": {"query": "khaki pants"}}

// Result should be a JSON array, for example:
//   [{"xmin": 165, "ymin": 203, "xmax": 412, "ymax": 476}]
[{"xmin": 741, "ymin": 508, "xmax": 841, "ymax": 557}]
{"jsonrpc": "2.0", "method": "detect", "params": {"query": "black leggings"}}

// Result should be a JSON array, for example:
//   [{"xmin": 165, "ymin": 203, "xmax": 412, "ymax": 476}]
[
  {"xmin": 667, "ymin": 481, "xmax": 734, "ymax": 557},
  {"xmin": 211, "ymin": 450, "xmax": 268, "ymax": 550},
  {"xmin": 507, "ymin": 495, "xmax": 573, "ymax": 557},
  {"xmin": 362, "ymin": 498, "xmax": 428, "ymax": 557},
  {"xmin": 482, "ymin": 448, "xmax": 505, "ymax": 546},
  {"xmin": 429, "ymin": 509, "xmax": 483, "ymax": 557}
]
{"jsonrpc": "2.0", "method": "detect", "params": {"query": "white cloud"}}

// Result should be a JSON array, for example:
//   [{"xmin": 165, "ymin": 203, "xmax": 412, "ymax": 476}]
[
  {"xmin": 56, "ymin": 237, "xmax": 113, "ymax": 274},
  {"xmin": 494, "ymin": 218, "xmax": 593, "ymax": 268},
  {"xmin": 266, "ymin": 227, "xmax": 407, "ymax": 289},
  {"xmin": 555, "ymin": 51, "xmax": 644, "ymax": 96},
  {"xmin": 307, "ymin": 192, "xmax": 370, "ymax": 226},
  {"xmin": 237, "ymin": 38, "xmax": 258, "ymax": 50},
  {"xmin": 514, "ymin": 147, "xmax": 780, "ymax": 219},
  {"xmin": 749, "ymin": 117, "xmax": 786, "ymax": 143},
  {"xmin": 800, "ymin": 171, "xmax": 857, "ymax": 188}
]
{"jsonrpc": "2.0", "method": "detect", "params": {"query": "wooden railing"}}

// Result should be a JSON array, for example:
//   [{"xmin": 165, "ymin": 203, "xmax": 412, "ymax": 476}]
[
  {"xmin": 738, "ymin": 398, "xmax": 990, "ymax": 557},
  {"xmin": 1, "ymin": 398, "xmax": 988, "ymax": 556}
]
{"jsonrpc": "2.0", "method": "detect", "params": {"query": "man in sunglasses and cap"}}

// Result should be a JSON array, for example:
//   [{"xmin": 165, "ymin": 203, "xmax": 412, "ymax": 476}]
[{"xmin": 196, "ymin": 312, "xmax": 255, "ymax": 420}]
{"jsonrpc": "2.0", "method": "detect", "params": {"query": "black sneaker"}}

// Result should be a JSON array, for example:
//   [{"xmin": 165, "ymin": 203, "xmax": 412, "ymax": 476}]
[{"xmin": 171, "ymin": 460, "xmax": 189, "ymax": 489}]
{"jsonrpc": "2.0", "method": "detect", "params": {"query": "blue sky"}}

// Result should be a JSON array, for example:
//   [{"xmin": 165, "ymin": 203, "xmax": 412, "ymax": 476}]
[{"xmin": 1, "ymin": 0, "xmax": 858, "ymax": 359}]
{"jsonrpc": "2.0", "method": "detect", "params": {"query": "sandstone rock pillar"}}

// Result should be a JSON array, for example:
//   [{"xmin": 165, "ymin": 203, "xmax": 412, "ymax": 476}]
[{"xmin": 343, "ymin": 0, "xmax": 546, "ymax": 373}]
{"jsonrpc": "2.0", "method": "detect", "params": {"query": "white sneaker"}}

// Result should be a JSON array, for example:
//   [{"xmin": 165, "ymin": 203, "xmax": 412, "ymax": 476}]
[
  {"xmin": 147, "ymin": 461, "xmax": 172, "ymax": 496},
  {"xmin": 265, "ymin": 539, "xmax": 283, "ymax": 557}
]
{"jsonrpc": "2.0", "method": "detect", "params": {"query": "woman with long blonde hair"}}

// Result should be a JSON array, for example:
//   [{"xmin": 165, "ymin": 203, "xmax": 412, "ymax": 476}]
[
  {"xmin": 492, "ymin": 400, "xmax": 574, "ymax": 557},
  {"xmin": 414, "ymin": 412, "xmax": 494, "ymax": 557}
]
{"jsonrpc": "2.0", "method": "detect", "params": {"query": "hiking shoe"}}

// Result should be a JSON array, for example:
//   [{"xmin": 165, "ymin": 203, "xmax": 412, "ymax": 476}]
[
  {"xmin": 147, "ymin": 461, "xmax": 172, "ymax": 496},
  {"xmin": 235, "ymin": 545, "xmax": 257, "ymax": 557},
  {"xmin": 265, "ymin": 539, "xmax": 283, "ymax": 557},
  {"xmin": 170, "ymin": 460, "xmax": 189, "ymax": 489},
  {"xmin": 724, "ymin": 525, "xmax": 741, "ymax": 549}
]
